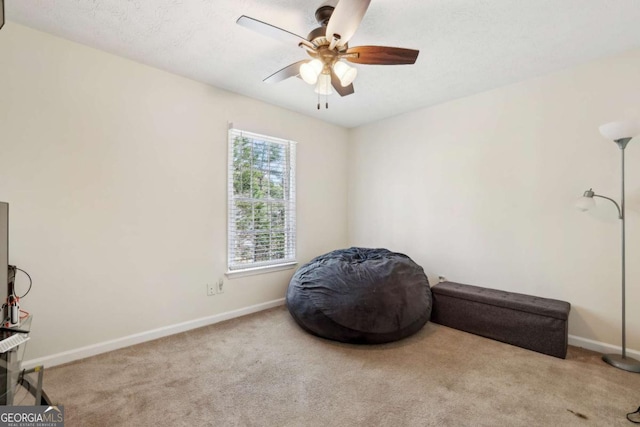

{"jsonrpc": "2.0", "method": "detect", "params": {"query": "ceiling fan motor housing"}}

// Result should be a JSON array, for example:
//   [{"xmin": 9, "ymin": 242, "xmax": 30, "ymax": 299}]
[
  {"xmin": 307, "ymin": 26, "xmax": 327, "ymax": 46},
  {"xmin": 309, "ymin": 6, "xmax": 343, "ymax": 51},
  {"xmin": 307, "ymin": 14, "xmax": 348, "ymax": 54},
  {"xmin": 315, "ymin": 6, "xmax": 334, "ymax": 26}
]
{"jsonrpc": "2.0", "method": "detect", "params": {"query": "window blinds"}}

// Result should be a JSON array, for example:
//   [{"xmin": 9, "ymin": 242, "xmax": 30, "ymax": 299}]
[{"xmin": 227, "ymin": 128, "xmax": 297, "ymax": 271}]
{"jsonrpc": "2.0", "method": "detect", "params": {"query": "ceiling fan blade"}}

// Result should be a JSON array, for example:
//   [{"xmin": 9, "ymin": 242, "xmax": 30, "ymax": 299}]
[
  {"xmin": 236, "ymin": 15, "xmax": 315, "ymax": 49},
  {"xmin": 345, "ymin": 46, "xmax": 419, "ymax": 65},
  {"xmin": 326, "ymin": 0, "xmax": 371, "ymax": 48},
  {"xmin": 263, "ymin": 60, "xmax": 308, "ymax": 83},
  {"xmin": 330, "ymin": 71, "xmax": 355, "ymax": 97}
]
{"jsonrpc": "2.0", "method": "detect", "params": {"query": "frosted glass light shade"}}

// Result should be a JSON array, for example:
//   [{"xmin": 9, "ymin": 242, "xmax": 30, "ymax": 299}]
[
  {"xmin": 314, "ymin": 73, "xmax": 333, "ymax": 95},
  {"xmin": 300, "ymin": 59, "xmax": 323, "ymax": 85},
  {"xmin": 332, "ymin": 61, "xmax": 357, "ymax": 87},
  {"xmin": 599, "ymin": 120, "xmax": 640, "ymax": 141},
  {"xmin": 575, "ymin": 196, "xmax": 596, "ymax": 212}
]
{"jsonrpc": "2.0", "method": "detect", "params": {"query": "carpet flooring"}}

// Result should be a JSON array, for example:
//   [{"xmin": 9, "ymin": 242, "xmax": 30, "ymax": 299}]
[{"xmin": 41, "ymin": 306, "xmax": 640, "ymax": 426}]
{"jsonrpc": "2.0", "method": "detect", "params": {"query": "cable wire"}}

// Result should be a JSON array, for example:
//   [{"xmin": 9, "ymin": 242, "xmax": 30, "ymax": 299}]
[{"xmin": 14, "ymin": 268, "xmax": 32, "ymax": 299}]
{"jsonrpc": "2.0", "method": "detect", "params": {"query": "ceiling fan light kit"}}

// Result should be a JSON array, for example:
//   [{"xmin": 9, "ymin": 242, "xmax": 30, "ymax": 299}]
[
  {"xmin": 314, "ymin": 73, "xmax": 333, "ymax": 95},
  {"xmin": 332, "ymin": 61, "xmax": 357, "ymax": 87},
  {"xmin": 237, "ymin": 0, "xmax": 419, "ymax": 109},
  {"xmin": 300, "ymin": 59, "xmax": 324, "ymax": 85}
]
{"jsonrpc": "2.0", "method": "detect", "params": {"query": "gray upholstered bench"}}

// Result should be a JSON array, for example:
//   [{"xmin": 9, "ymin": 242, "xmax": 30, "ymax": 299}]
[{"xmin": 431, "ymin": 281, "xmax": 571, "ymax": 358}]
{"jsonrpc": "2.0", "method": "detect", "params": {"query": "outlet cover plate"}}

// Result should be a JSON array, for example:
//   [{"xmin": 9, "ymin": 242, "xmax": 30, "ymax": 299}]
[{"xmin": 207, "ymin": 283, "xmax": 216, "ymax": 296}]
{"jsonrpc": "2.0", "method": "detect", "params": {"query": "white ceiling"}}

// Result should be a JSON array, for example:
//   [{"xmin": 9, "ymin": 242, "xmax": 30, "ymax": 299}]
[{"xmin": 6, "ymin": 0, "xmax": 640, "ymax": 128}]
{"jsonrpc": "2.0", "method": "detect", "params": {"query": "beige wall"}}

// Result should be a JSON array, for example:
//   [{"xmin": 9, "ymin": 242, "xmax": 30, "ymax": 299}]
[
  {"xmin": 349, "ymin": 49, "xmax": 640, "ymax": 353},
  {"xmin": 2, "ymin": 21, "xmax": 639, "ymax": 363},
  {"xmin": 0, "ymin": 23, "xmax": 348, "ymax": 361}
]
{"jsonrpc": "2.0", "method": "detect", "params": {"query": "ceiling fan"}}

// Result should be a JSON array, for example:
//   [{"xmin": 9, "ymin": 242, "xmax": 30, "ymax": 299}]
[{"xmin": 237, "ymin": 0, "xmax": 419, "ymax": 109}]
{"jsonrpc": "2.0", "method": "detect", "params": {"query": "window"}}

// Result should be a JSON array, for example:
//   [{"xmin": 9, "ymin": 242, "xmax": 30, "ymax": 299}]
[{"xmin": 227, "ymin": 128, "xmax": 296, "ymax": 274}]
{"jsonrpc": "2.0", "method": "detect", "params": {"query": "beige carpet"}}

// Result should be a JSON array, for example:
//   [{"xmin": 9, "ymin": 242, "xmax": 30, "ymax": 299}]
[{"xmin": 40, "ymin": 306, "xmax": 640, "ymax": 426}]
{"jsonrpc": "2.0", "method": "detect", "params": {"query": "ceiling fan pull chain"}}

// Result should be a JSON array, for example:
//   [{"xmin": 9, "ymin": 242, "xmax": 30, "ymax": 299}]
[
  {"xmin": 317, "ymin": 91, "xmax": 320, "ymax": 110},
  {"xmin": 326, "ymin": 93, "xmax": 329, "ymax": 109}
]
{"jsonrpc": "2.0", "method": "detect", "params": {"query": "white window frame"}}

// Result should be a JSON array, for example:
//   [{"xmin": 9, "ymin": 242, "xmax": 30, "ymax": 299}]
[{"xmin": 226, "ymin": 128, "xmax": 297, "ymax": 277}]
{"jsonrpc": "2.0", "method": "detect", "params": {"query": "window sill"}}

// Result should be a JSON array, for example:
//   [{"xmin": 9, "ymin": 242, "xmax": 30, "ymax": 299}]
[{"xmin": 226, "ymin": 261, "xmax": 298, "ymax": 279}]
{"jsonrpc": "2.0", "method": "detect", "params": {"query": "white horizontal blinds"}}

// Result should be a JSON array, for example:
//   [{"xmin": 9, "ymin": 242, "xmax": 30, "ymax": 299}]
[{"xmin": 228, "ymin": 128, "xmax": 296, "ymax": 271}]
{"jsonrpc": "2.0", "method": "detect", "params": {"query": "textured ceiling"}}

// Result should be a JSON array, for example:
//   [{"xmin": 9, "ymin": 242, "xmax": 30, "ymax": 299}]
[{"xmin": 6, "ymin": 0, "xmax": 640, "ymax": 128}]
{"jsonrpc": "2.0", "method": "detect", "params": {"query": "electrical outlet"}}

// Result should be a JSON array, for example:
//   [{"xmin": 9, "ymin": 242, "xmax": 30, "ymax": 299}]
[
  {"xmin": 217, "ymin": 278, "xmax": 224, "ymax": 294},
  {"xmin": 207, "ymin": 283, "xmax": 216, "ymax": 296}
]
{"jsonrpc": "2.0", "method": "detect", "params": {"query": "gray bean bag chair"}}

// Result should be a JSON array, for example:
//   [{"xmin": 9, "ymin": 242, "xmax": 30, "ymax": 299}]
[{"xmin": 286, "ymin": 247, "xmax": 432, "ymax": 344}]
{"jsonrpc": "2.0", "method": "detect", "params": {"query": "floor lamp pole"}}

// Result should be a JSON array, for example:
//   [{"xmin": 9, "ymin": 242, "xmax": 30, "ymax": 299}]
[
  {"xmin": 620, "ymin": 141, "xmax": 626, "ymax": 360},
  {"xmin": 601, "ymin": 137, "xmax": 640, "ymax": 372}
]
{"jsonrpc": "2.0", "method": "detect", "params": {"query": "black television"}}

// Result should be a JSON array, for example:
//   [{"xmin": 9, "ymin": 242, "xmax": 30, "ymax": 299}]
[{"xmin": 0, "ymin": 202, "xmax": 8, "ymax": 323}]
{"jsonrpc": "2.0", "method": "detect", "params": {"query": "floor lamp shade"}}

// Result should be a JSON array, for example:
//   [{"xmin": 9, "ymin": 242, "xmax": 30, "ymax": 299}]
[
  {"xmin": 575, "ymin": 196, "xmax": 596, "ymax": 212},
  {"xmin": 599, "ymin": 120, "xmax": 640, "ymax": 141}
]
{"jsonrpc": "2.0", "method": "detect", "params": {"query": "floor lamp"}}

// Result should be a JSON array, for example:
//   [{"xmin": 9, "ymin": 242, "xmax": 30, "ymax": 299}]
[{"xmin": 576, "ymin": 119, "xmax": 640, "ymax": 373}]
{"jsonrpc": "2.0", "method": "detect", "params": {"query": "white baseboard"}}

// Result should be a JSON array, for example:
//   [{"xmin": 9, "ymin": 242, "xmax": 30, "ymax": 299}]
[
  {"xmin": 568, "ymin": 334, "xmax": 640, "ymax": 359},
  {"xmin": 23, "ymin": 304, "xmax": 638, "ymax": 370},
  {"xmin": 22, "ymin": 298, "xmax": 286, "ymax": 370}
]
